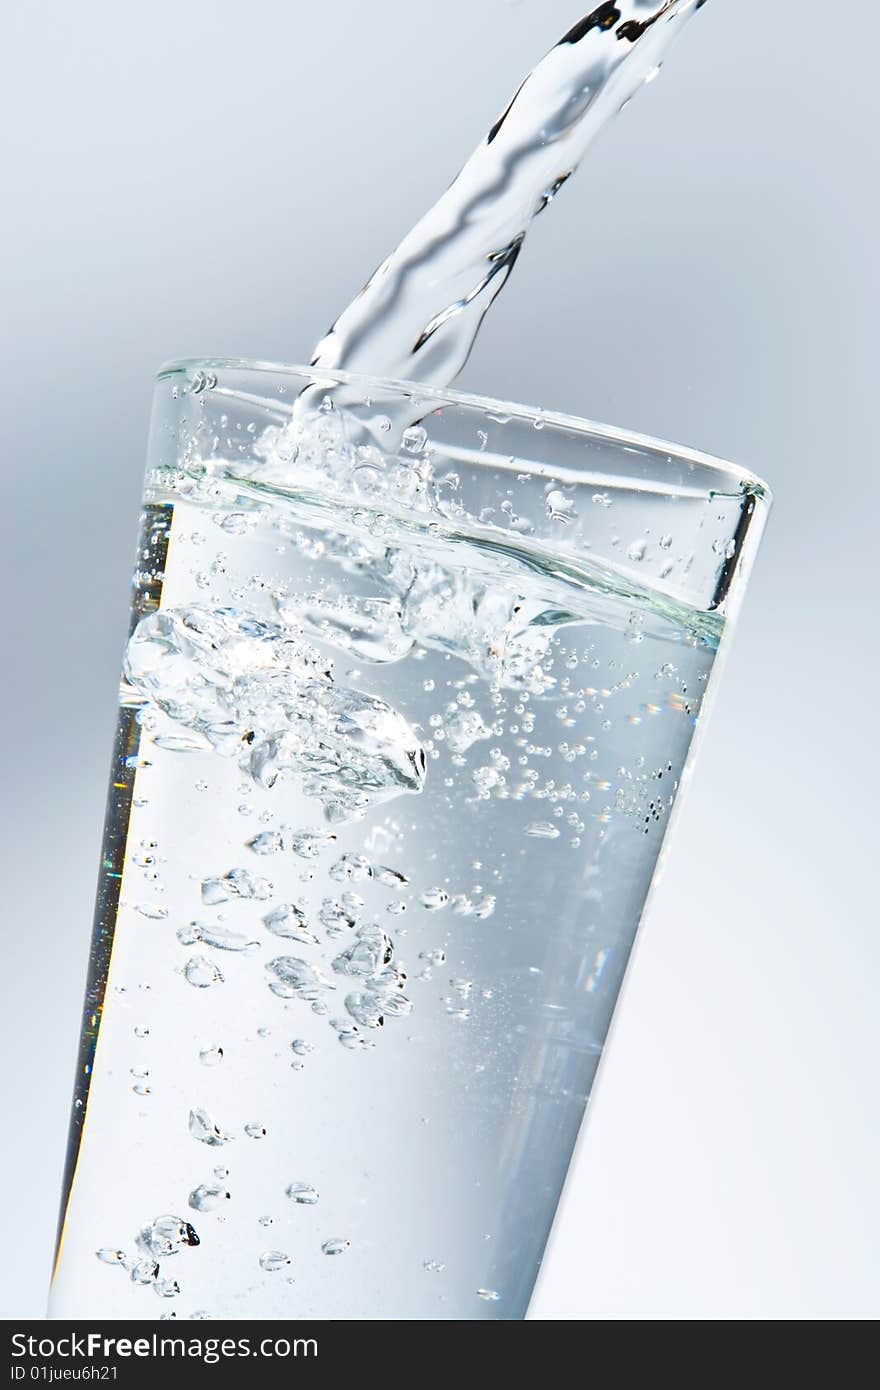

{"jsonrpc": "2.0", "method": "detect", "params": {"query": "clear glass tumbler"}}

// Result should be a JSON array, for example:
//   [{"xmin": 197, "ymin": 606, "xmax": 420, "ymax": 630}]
[{"xmin": 50, "ymin": 360, "xmax": 770, "ymax": 1320}]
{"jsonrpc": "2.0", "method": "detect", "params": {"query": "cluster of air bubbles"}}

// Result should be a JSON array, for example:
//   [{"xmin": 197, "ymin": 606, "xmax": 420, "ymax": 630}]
[
  {"xmin": 248, "ymin": 826, "xmax": 337, "ymax": 859},
  {"xmin": 95, "ymin": 1216, "xmax": 199, "ymax": 1301},
  {"xmin": 124, "ymin": 605, "xmax": 427, "ymax": 824},
  {"xmin": 201, "ymin": 868, "xmax": 272, "ymax": 905}
]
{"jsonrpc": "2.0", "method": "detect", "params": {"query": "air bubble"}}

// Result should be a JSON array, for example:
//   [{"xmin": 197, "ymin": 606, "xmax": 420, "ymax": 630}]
[
  {"xmin": 402, "ymin": 425, "xmax": 428, "ymax": 453},
  {"xmin": 263, "ymin": 904, "xmax": 318, "ymax": 944},
  {"xmin": 133, "ymin": 903, "xmax": 168, "ymax": 921},
  {"xmin": 259, "ymin": 1251, "xmax": 290, "ymax": 1272},
  {"xmin": 96, "ymin": 1248, "xmax": 126, "ymax": 1265},
  {"xmin": 138, "ymin": 1216, "xmax": 200, "ymax": 1259},
  {"xmin": 290, "ymin": 829, "xmax": 338, "ymax": 859},
  {"xmin": 188, "ymin": 1184, "xmax": 230, "ymax": 1213},
  {"xmin": 189, "ymin": 1108, "xmax": 231, "ymax": 1147},
  {"xmin": 184, "ymin": 956, "xmax": 224, "ymax": 990},
  {"xmin": 524, "ymin": 822, "xmax": 561, "ymax": 840},
  {"xmin": 201, "ymin": 868, "xmax": 272, "ymax": 905},
  {"xmin": 286, "ymin": 1182, "xmax": 320, "ymax": 1205},
  {"xmin": 329, "ymin": 854, "xmax": 373, "ymax": 883},
  {"xmin": 182, "ymin": 922, "xmax": 259, "ymax": 953},
  {"xmin": 321, "ymin": 1238, "xmax": 350, "ymax": 1256},
  {"xmin": 545, "ymin": 491, "xmax": 576, "ymax": 524}
]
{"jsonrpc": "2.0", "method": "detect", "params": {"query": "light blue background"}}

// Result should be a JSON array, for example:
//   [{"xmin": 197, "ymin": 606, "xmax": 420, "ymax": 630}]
[{"xmin": 2, "ymin": 0, "xmax": 877, "ymax": 1319}]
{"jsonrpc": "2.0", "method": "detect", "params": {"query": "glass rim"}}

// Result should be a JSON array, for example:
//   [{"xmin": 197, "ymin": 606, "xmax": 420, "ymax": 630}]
[{"xmin": 157, "ymin": 356, "xmax": 772, "ymax": 504}]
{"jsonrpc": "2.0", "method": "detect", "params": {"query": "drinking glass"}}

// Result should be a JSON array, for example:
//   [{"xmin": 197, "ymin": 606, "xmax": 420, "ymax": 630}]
[{"xmin": 50, "ymin": 360, "xmax": 770, "ymax": 1319}]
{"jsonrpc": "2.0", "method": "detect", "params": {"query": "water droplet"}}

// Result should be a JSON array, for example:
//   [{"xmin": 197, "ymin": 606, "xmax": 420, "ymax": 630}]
[
  {"xmin": 286, "ymin": 1182, "xmax": 320, "ymax": 1205},
  {"xmin": 477, "ymin": 1288, "xmax": 501, "ymax": 1302},
  {"xmin": 134, "ymin": 1026, "xmax": 150, "ymax": 1039},
  {"xmin": 244, "ymin": 1121, "xmax": 267, "ymax": 1139},
  {"xmin": 423, "ymin": 1259, "xmax": 445, "ymax": 1273},
  {"xmin": 188, "ymin": 1184, "xmax": 230, "ymax": 1213},
  {"xmin": 627, "ymin": 538, "xmax": 648, "ymax": 562},
  {"xmin": 290, "ymin": 1039, "xmax": 314, "ymax": 1056},
  {"xmin": 199, "ymin": 1044, "xmax": 224, "ymax": 1067},
  {"xmin": 321, "ymin": 1238, "xmax": 350, "ymax": 1256},
  {"xmin": 184, "ymin": 956, "xmax": 224, "ymax": 989},
  {"xmin": 419, "ymin": 949, "xmax": 446, "ymax": 966}
]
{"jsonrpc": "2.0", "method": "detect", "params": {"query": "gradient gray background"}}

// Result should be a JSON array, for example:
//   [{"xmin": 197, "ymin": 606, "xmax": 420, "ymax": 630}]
[{"xmin": 2, "ymin": 0, "xmax": 877, "ymax": 1320}]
